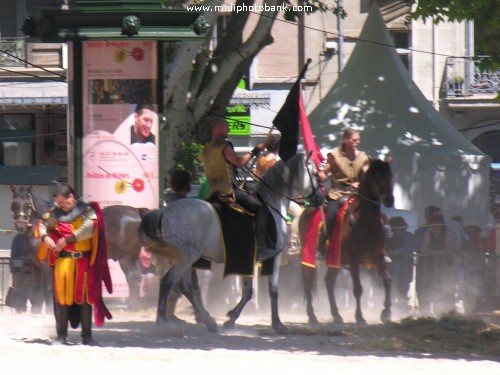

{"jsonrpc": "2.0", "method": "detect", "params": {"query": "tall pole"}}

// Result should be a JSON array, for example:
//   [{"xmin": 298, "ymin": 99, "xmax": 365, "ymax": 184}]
[{"xmin": 337, "ymin": 0, "xmax": 344, "ymax": 73}]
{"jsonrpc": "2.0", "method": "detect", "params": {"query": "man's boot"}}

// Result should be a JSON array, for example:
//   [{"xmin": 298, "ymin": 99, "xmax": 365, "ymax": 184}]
[
  {"xmin": 53, "ymin": 304, "xmax": 68, "ymax": 345},
  {"xmin": 81, "ymin": 302, "xmax": 99, "ymax": 346},
  {"xmin": 255, "ymin": 208, "xmax": 279, "ymax": 262}
]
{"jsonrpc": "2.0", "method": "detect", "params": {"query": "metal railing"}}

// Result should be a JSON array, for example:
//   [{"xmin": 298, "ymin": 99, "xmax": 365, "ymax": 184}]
[
  {"xmin": 444, "ymin": 57, "xmax": 500, "ymax": 97},
  {"xmin": 0, "ymin": 38, "xmax": 26, "ymax": 67},
  {"xmin": 1, "ymin": 252, "xmax": 499, "ymax": 315},
  {"xmin": 389, "ymin": 252, "xmax": 499, "ymax": 314},
  {"xmin": 0, "ymin": 257, "xmax": 12, "ymax": 312}
]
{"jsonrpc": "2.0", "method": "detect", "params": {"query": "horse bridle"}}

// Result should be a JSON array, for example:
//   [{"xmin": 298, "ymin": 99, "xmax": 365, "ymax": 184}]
[
  {"xmin": 12, "ymin": 193, "xmax": 35, "ymax": 229},
  {"xmin": 250, "ymin": 157, "xmax": 323, "ymax": 223},
  {"xmin": 356, "ymin": 172, "xmax": 393, "ymax": 206},
  {"xmin": 356, "ymin": 192, "xmax": 380, "ymax": 206},
  {"xmin": 281, "ymin": 160, "xmax": 320, "ymax": 208}
]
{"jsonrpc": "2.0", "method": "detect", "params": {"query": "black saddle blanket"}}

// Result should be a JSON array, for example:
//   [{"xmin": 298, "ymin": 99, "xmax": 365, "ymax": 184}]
[{"xmin": 210, "ymin": 202, "xmax": 273, "ymax": 277}]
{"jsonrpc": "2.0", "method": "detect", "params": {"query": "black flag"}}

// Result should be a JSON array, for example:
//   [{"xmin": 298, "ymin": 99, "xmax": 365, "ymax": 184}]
[{"xmin": 272, "ymin": 59, "xmax": 312, "ymax": 161}]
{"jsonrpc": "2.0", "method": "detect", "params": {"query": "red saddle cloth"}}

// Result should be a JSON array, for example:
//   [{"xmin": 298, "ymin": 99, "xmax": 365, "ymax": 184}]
[{"xmin": 301, "ymin": 198, "xmax": 354, "ymax": 268}]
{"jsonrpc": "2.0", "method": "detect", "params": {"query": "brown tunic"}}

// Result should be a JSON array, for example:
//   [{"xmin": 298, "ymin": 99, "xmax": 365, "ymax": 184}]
[{"xmin": 327, "ymin": 145, "xmax": 369, "ymax": 200}]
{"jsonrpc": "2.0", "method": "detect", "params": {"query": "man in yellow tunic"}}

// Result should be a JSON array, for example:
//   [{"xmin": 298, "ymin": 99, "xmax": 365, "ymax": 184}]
[
  {"xmin": 199, "ymin": 118, "xmax": 279, "ymax": 261},
  {"xmin": 37, "ymin": 182, "xmax": 111, "ymax": 346}
]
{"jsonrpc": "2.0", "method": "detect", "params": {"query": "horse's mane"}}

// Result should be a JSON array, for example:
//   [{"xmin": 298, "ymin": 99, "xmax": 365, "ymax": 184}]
[
  {"xmin": 358, "ymin": 159, "xmax": 393, "ymax": 204},
  {"xmin": 13, "ymin": 186, "xmax": 52, "ymax": 221},
  {"xmin": 368, "ymin": 159, "xmax": 391, "ymax": 175},
  {"xmin": 30, "ymin": 193, "xmax": 52, "ymax": 219},
  {"xmin": 360, "ymin": 159, "xmax": 391, "ymax": 186}
]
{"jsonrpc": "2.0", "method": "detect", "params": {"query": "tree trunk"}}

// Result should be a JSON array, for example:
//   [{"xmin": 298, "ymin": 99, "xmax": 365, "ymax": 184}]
[{"xmin": 162, "ymin": 0, "xmax": 280, "ymax": 179}]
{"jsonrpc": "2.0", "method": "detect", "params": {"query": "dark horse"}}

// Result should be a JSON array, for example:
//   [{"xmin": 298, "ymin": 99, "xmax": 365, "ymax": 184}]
[
  {"xmin": 10, "ymin": 186, "xmax": 53, "ymax": 312},
  {"xmin": 299, "ymin": 159, "xmax": 394, "ymax": 324},
  {"xmin": 10, "ymin": 185, "xmax": 164, "ymax": 310}
]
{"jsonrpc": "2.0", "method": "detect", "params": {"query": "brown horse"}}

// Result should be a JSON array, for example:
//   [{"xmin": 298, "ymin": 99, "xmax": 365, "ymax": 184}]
[
  {"xmin": 10, "ymin": 186, "xmax": 53, "ymax": 312},
  {"xmin": 299, "ymin": 159, "xmax": 394, "ymax": 324},
  {"xmin": 10, "ymin": 185, "xmax": 166, "ymax": 310}
]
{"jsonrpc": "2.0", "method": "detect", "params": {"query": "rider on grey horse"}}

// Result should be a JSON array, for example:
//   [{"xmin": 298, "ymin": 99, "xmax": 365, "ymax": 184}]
[{"xmin": 199, "ymin": 118, "xmax": 279, "ymax": 262}]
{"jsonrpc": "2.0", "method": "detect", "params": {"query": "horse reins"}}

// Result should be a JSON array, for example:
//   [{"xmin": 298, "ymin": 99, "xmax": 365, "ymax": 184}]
[
  {"xmin": 240, "ymin": 159, "xmax": 322, "ymax": 223},
  {"xmin": 356, "ymin": 192, "xmax": 381, "ymax": 206}
]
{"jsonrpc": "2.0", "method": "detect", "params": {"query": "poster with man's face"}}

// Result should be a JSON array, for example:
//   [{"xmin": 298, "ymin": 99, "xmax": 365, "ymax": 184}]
[{"xmin": 82, "ymin": 41, "xmax": 159, "ymax": 209}]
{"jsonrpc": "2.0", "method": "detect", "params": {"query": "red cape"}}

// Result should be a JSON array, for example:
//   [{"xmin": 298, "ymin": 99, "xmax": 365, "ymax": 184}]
[{"xmin": 88, "ymin": 201, "xmax": 113, "ymax": 327}]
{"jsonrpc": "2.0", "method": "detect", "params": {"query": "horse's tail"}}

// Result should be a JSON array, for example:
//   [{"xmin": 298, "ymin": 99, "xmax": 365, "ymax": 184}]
[
  {"xmin": 301, "ymin": 265, "xmax": 318, "ymax": 301},
  {"xmin": 139, "ymin": 209, "xmax": 166, "ymax": 253}
]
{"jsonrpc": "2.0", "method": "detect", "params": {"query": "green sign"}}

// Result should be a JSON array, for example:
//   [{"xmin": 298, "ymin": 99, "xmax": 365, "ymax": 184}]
[
  {"xmin": 227, "ymin": 115, "xmax": 250, "ymax": 135},
  {"xmin": 226, "ymin": 103, "xmax": 250, "ymax": 136}
]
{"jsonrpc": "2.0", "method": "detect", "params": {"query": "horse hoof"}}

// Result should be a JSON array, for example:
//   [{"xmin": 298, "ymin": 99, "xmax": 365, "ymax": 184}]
[
  {"xmin": 308, "ymin": 316, "xmax": 318, "ymax": 324},
  {"xmin": 206, "ymin": 319, "xmax": 219, "ymax": 333},
  {"xmin": 272, "ymin": 321, "xmax": 287, "ymax": 333},
  {"xmin": 333, "ymin": 317, "xmax": 344, "ymax": 325},
  {"xmin": 356, "ymin": 319, "xmax": 367, "ymax": 325},
  {"xmin": 156, "ymin": 316, "xmax": 166, "ymax": 325},
  {"xmin": 223, "ymin": 320, "xmax": 235, "ymax": 330},
  {"xmin": 381, "ymin": 310, "xmax": 391, "ymax": 323}
]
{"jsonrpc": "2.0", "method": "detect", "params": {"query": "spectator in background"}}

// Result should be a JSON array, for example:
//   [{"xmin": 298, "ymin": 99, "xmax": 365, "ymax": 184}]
[
  {"xmin": 415, "ymin": 206, "xmax": 443, "ymax": 250},
  {"xmin": 488, "ymin": 204, "xmax": 500, "ymax": 256},
  {"xmin": 448, "ymin": 214, "xmax": 469, "ymax": 252},
  {"xmin": 197, "ymin": 175, "xmax": 210, "ymax": 201},
  {"xmin": 415, "ymin": 205, "xmax": 441, "ymax": 314},
  {"xmin": 165, "ymin": 169, "xmax": 192, "ymax": 203},
  {"xmin": 458, "ymin": 225, "xmax": 488, "ymax": 314},
  {"xmin": 418, "ymin": 215, "xmax": 457, "ymax": 315},
  {"xmin": 386, "ymin": 216, "xmax": 415, "ymax": 313},
  {"xmin": 254, "ymin": 134, "xmax": 280, "ymax": 178}
]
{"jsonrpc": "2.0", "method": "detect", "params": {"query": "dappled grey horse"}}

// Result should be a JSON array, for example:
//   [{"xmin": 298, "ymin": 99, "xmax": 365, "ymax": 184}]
[{"xmin": 139, "ymin": 153, "xmax": 323, "ymax": 332}]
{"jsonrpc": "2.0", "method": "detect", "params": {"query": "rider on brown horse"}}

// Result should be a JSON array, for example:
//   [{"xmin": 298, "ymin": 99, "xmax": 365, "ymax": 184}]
[
  {"xmin": 317, "ymin": 128, "xmax": 370, "ymax": 254},
  {"xmin": 199, "ymin": 118, "xmax": 279, "ymax": 262}
]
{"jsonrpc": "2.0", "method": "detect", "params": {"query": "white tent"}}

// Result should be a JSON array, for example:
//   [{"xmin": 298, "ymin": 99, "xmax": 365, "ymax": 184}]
[{"xmin": 308, "ymin": 4, "xmax": 491, "ymax": 227}]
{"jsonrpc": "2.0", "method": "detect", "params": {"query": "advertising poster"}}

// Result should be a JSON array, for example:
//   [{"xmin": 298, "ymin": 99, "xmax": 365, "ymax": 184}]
[
  {"xmin": 82, "ymin": 40, "xmax": 159, "ymax": 209},
  {"xmin": 82, "ymin": 41, "xmax": 159, "ymax": 298}
]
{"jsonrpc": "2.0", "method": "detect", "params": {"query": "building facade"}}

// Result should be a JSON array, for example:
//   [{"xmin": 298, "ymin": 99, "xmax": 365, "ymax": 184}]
[
  {"xmin": 0, "ymin": 0, "xmax": 68, "ymax": 249},
  {"xmin": 241, "ymin": 0, "xmax": 499, "ymax": 200}
]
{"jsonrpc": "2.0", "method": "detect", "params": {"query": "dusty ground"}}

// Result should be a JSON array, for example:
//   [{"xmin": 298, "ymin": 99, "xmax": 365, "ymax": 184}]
[{"xmin": 0, "ymin": 301, "xmax": 498, "ymax": 375}]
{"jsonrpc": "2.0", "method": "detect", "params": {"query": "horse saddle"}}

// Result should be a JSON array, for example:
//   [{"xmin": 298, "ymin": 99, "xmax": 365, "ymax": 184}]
[{"xmin": 209, "ymin": 200, "xmax": 275, "ymax": 277}]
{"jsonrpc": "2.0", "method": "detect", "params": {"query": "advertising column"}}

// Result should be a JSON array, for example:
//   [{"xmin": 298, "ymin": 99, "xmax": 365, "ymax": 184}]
[
  {"xmin": 82, "ymin": 41, "xmax": 159, "ymax": 299},
  {"xmin": 82, "ymin": 40, "xmax": 159, "ymax": 209}
]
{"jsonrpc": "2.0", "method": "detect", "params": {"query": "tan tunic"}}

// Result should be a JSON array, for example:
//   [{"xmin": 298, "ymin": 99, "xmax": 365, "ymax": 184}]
[
  {"xmin": 254, "ymin": 152, "xmax": 278, "ymax": 178},
  {"xmin": 327, "ymin": 145, "xmax": 369, "ymax": 200},
  {"xmin": 199, "ymin": 139, "xmax": 234, "ymax": 196}
]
